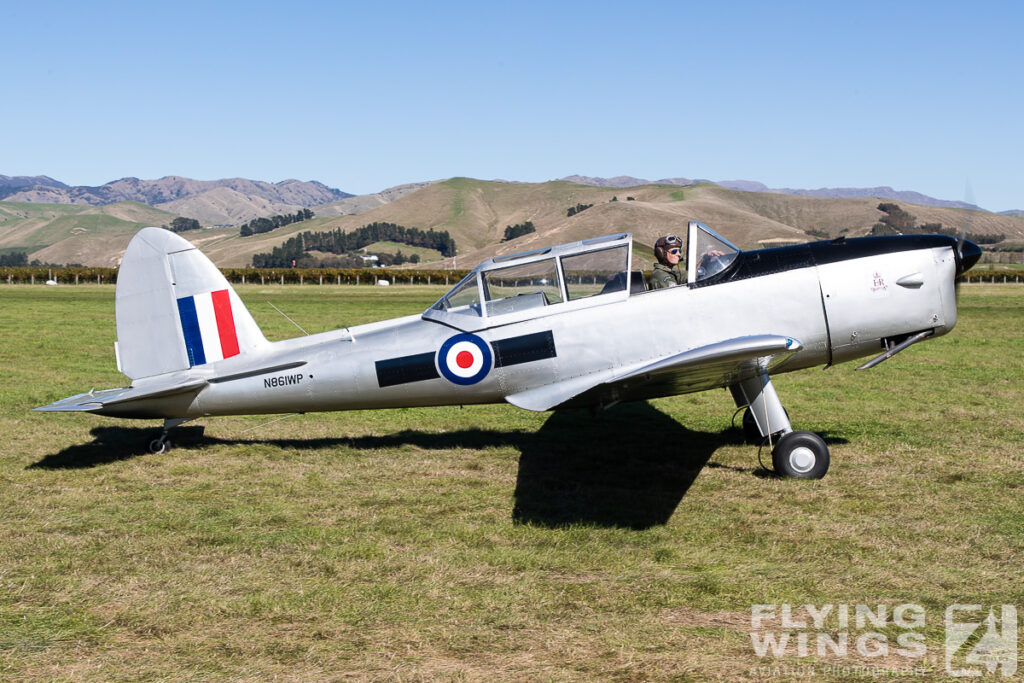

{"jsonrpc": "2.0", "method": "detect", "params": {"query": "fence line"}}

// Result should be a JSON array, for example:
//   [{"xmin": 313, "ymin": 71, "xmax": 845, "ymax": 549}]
[
  {"xmin": 1, "ymin": 267, "xmax": 471, "ymax": 286},
  {"xmin": 2, "ymin": 268, "xmax": 1022, "ymax": 286}
]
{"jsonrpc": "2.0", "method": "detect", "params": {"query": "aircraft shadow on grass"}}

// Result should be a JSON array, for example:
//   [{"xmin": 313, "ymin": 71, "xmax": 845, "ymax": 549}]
[{"xmin": 30, "ymin": 402, "xmax": 846, "ymax": 530}]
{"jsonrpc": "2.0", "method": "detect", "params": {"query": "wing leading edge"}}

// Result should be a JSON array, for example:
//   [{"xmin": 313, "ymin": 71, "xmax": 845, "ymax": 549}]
[{"xmin": 506, "ymin": 334, "xmax": 803, "ymax": 412}]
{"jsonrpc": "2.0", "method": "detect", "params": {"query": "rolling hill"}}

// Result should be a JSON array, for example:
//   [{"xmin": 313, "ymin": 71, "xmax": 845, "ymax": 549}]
[
  {"xmin": 3, "ymin": 178, "xmax": 1022, "ymax": 269},
  {"xmin": 0, "ymin": 201, "xmax": 179, "ymax": 266},
  {"xmin": 196, "ymin": 178, "xmax": 1024, "ymax": 269}
]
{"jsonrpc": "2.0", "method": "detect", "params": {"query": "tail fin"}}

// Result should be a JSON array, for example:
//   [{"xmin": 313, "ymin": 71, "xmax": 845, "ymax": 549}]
[{"xmin": 115, "ymin": 227, "xmax": 268, "ymax": 379}]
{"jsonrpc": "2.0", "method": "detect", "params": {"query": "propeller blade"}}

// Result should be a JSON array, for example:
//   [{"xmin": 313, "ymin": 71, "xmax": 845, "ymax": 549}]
[{"xmin": 953, "ymin": 180, "xmax": 980, "ymax": 299}]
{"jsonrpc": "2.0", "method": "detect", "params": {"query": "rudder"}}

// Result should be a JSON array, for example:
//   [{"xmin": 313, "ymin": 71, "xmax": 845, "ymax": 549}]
[{"xmin": 115, "ymin": 227, "xmax": 268, "ymax": 379}]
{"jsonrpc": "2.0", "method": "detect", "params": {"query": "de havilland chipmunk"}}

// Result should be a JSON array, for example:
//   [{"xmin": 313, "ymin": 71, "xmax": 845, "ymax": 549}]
[{"xmin": 35, "ymin": 221, "xmax": 982, "ymax": 478}]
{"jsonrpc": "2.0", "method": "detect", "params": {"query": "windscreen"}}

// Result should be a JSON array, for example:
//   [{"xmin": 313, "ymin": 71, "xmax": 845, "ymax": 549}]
[
  {"xmin": 431, "ymin": 273, "xmax": 482, "ymax": 317},
  {"xmin": 691, "ymin": 223, "xmax": 740, "ymax": 282}
]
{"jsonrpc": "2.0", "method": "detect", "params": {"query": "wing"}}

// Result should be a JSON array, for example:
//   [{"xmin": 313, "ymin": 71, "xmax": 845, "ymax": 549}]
[{"xmin": 506, "ymin": 334, "xmax": 802, "ymax": 412}]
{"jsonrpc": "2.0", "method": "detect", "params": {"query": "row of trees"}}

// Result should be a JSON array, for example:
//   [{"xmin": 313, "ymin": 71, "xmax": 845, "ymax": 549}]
[
  {"xmin": 299, "ymin": 222, "xmax": 456, "ymax": 256},
  {"xmin": 0, "ymin": 251, "xmax": 28, "ymax": 266},
  {"xmin": 566, "ymin": 203, "xmax": 594, "ymax": 217},
  {"xmin": 251, "ymin": 222, "xmax": 455, "ymax": 268},
  {"xmin": 871, "ymin": 203, "xmax": 942, "ymax": 235},
  {"xmin": 240, "ymin": 209, "xmax": 314, "ymax": 237},
  {"xmin": 503, "ymin": 221, "xmax": 536, "ymax": 241},
  {"xmin": 872, "ymin": 203, "xmax": 1004, "ymax": 244},
  {"xmin": 165, "ymin": 217, "xmax": 201, "ymax": 233},
  {"xmin": 0, "ymin": 251, "xmax": 81, "ymax": 267}
]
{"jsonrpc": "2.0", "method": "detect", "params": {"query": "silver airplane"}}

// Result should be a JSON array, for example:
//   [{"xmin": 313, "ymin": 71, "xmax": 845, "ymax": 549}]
[{"xmin": 35, "ymin": 222, "xmax": 982, "ymax": 478}]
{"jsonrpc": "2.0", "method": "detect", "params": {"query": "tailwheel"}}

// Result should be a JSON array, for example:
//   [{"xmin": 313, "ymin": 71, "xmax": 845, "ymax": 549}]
[
  {"xmin": 148, "ymin": 437, "xmax": 171, "ymax": 454},
  {"xmin": 146, "ymin": 418, "xmax": 191, "ymax": 454},
  {"xmin": 772, "ymin": 431, "xmax": 830, "ymax": 479}
]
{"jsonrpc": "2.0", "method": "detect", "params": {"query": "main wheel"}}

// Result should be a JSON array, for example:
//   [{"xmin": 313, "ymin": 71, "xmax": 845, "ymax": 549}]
[{"xmin": 772, "ymin": 431, "xmax": 829, "ymax": 479}]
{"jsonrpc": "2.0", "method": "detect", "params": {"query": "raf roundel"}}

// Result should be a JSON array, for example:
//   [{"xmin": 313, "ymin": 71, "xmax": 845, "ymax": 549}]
[{"xmin": 437, "ymin": 333, "xmax": 493, "ymax": 385}]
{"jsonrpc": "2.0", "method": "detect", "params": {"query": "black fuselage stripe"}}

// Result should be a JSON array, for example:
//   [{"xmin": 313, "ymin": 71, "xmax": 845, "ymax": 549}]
[
  {"xmin": 375, "ymin": 331, "xmax": 557, "ymax": 387},
  {"xmin": 375, "ymin": 352, "xmax": 439, "ymax": 388},
  {"xmin": 493, "ymin": 330, "xmax": 557, "ymax": 368}
]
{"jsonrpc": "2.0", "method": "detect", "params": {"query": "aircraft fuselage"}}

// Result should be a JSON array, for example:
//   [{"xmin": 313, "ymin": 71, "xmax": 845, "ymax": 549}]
[{"xmin": 98, "ymin": 234, "xmax": 964, "ymax": 420}]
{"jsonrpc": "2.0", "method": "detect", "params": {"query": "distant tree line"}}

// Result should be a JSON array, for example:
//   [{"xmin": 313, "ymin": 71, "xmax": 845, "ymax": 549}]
[
  {"xmin": 299, "ymin": 222, "xmax": 455, "ymax": 256},
  {"xmin": 967, "ymin": 233, "xmax": 1006, "ymax": 244},
  {"xmin": 871, "ymin": 203, "xmax": 941, "ymax": 235},
  {"xmin": 0, "ymin": 251, "xmax": 82, "ymax": 267},
  {"xmin": 163, "ymin": 217, "xmax": 201, "ymax": 233},
  {"xmin": 252, "ymin": 221, "xmax": 455, "ymax": 268},
  {"xmin": 240, "ymin": 209, "xmax": 314, "ymax": 237},
  {"xmin": 871, "ymin": 203, "xmax": 1003, "ymax": 244},
  {"xmin": 503, "ymin": 221, "xmax": 536, "ymax": 241},
  {"xmin": 0, "ymin": 251, "xmax": 28, "ymax": 266},
  {"xmin": 566, "ymin": 203, "xmax": 594, "ymax": 217}
]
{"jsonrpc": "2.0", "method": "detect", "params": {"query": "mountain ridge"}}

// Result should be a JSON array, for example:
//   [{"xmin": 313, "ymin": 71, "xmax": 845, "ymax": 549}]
[
  {"xmin": 560, "ymin": 175, "xmax": 986, "ymax": 211},
  {"xmin": 3, "ymin": 173, "xmax": 1016, "ymax": 216},
  {"xmin": 0, "ymin": 174, "xmax": 353, "ymax": 206}
]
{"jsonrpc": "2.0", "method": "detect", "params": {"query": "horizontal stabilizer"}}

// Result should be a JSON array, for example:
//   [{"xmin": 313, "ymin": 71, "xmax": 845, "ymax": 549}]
[
  {"xmin": 33, "ymin": 359, "xmax": 308, "ymax": 415},
  {"xmin": 34, "ymin": 378, "xmax": 208, "ymax": 413},
  {"xmin": 506, "ymin": 334, "xmax": 802, "ymax": 412}
]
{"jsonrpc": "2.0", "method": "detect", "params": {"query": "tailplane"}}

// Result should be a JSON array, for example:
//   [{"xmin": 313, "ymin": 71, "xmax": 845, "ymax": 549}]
[{"xmin": 115, "ymin": 227, "xmax": 268, "ymax": 379}]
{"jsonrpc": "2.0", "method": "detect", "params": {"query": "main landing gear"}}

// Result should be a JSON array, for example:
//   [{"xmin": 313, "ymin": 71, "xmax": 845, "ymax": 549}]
[
  {"xmin": 147, "ymin": 418, "xmax": 192, "ymax": 454},
  {"xmin": 732, "ymin": 374, "xmax": 830, "ymax": 479}
]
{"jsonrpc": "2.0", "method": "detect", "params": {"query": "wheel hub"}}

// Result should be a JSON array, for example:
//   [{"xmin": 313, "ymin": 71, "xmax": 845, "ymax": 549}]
[{"xmin": 789, "ymin": 446, "xmax": 816, "ymax": 473}]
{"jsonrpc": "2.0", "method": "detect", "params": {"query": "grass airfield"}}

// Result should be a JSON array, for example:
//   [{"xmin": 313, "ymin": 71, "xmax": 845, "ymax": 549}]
[{"xmin": 1, "ymin": 284, "xmax": 1022, "ymax": 681}]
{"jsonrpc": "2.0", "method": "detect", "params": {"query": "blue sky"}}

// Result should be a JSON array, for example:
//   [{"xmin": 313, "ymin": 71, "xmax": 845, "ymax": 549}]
[{"xmin": 3, "ymin": 1, "xmax": 1022, "ymax": 211}]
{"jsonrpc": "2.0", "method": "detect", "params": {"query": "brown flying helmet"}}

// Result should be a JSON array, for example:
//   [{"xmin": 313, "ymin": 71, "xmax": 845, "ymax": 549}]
[{"xmin": 654, "ymin": 234, "xmax": 683, "ymax": 266}]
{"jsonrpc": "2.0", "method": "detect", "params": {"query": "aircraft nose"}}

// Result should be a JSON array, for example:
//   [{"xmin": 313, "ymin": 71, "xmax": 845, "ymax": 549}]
[{"xmin": 957, "ymin": 239, "xmax": 982, "ymax": 275}]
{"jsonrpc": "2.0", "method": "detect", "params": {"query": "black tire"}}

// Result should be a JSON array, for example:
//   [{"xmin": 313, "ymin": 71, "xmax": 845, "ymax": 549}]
[
  {"xmin": 148, "ymin": 438, "xmax": 170, "ymax": 454},
  {"xmin": 772, "ymin": 431, "xmax": 829, "ymax": 479},
  {"xmin": 742, "ymin": 406, "xmax": 789, "ymax": 444}
]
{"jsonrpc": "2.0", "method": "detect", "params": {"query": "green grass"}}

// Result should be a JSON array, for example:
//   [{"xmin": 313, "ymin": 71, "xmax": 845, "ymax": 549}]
[{"xmin": 1, "ymin": 284, "xmax": 1022, "ymax": 680}]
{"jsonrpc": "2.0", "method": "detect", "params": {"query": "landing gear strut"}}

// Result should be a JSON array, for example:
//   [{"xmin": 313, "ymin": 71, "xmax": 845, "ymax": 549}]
[
  {"xmin": 741, "ymin": 405, "xmax": 789, "ymax": 444},
  {"xmin": 732, "ymin": 374, "xmax": 830, "ymax": 479},
  {"xmin": 147, "ymin": 418, "xmax": 191, "ymax": 454}
]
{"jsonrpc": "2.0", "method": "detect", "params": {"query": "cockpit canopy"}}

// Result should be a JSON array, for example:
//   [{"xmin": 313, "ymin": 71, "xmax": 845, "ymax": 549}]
[
  {"xmin": 424, "ymin": 223, "xmax": 743, "ymax": 331},
  {"xmin": 425, "ymin": 233, "xmax": 634, "ymax": 331}
]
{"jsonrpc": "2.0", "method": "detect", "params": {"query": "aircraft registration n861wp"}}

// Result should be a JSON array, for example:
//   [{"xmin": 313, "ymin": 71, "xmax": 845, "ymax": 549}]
[{"xmin": 36, "ymin": 221, "xmax": 982, "ymax": 479}]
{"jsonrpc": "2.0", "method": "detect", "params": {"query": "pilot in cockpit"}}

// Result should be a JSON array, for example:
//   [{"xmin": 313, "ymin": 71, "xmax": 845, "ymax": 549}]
[{"xmin": 648, "ymin": 234, "xmax": 685, "ymax": 289}]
